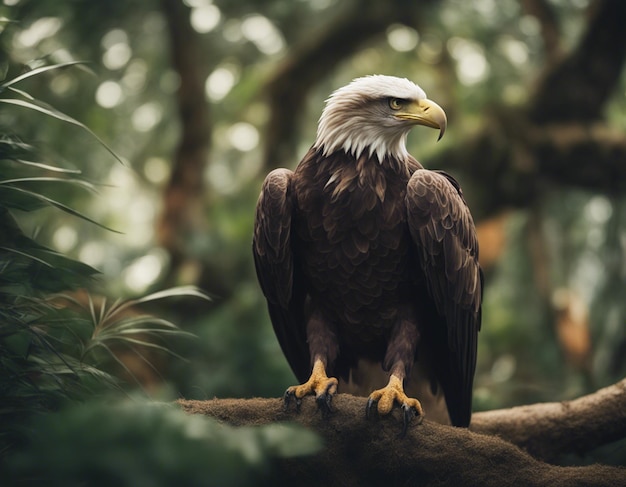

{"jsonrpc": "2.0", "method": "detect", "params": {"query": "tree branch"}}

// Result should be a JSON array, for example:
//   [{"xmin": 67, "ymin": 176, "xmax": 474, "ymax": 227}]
[
  {"xmin": 178, "ymin": 380, "xmax": 626, "ymax": 486},
  {"xmin": 529, "ymin": 0, "xmax": 626, "ymax": 123},
  {"xmin": 427, "ymin": 2, "xmax": 626, "ymax": 222},
  {"xmin": 471, "ymin": 378, "xmax": 626, "ymax": 462},
  {"xmin": 520, "ymin": 0, "xmax": 563, "ymax": 63},
  {"xmin": 430, "ymin": 114, "xmax": 626, "ymax": 221}
]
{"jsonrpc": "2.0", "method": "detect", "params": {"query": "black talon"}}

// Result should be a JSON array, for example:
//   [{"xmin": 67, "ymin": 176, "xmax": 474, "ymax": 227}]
[
  {"xmin": 399, "ymin": 403, "xmax": 420, "ymax": 438},
  {"xmin": 316, "ymin": 392, "xmax": 333, "ymax": 418},
  {"xmin": 286, "ymin": 389, "xmax": 334, "ymax": 416},
  {"xmin": 284, "ymin": 390, "xmax": 293, "ymax": 411},
  {"xmin": 365, "ymin": 398, "xmax": 376, "ymax": 419},
  {"xmin": 284, "ymin": 389, "xmax": 303, "ymax": 412}
]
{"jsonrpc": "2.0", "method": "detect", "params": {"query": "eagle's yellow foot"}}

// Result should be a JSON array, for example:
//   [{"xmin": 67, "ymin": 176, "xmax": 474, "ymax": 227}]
[
  {"xmin": 284, "ymin": 359, "xmax": 338, "ymax": 418},
  {"xmin": 366, "ymin": 374, "xmax": 424, "ymax": 436}
]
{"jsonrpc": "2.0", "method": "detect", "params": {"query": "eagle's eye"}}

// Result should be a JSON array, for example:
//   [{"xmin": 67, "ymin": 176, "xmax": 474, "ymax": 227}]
[{"xmin": 388, "ymin": 98, "xmax": 403, "ymax": 110}]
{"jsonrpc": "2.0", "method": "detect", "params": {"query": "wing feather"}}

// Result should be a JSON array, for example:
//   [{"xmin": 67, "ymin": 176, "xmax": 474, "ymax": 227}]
[
  {"xmin": 253, "ymin": 168, "xmax": 310, "ymax": 382},
  {"xmin": 406, "ymin": 169, "xmax": 483, "ymax": 427}
]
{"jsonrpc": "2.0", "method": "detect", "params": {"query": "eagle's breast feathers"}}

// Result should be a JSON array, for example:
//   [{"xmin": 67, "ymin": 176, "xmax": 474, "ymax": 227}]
[{"xmin": 292, "ymin": 148, "xmax": 417, "ymax": 337}]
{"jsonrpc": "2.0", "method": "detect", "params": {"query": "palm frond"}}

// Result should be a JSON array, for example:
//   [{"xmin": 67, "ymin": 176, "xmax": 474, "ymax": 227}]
[
  {"xmin": 0, "ymin": 246, "xmax": 54, "ymax": 267},
  {"xmin": 0, "ymin": 184, "xmax": 119, "ymax": 231},
  {"xmin": 111, "ymin": 286, "xmax": 211, "ymax": 317},
  {"xmin": 0, "ymin": 98, "xmax": 123, "ymax": 165},
  {"xmin": 0, "ymin": 176, "xmax": 97, "ymax": 192},
  {"xmin": 12, "ymin": 159, "xmax": 82, "ymax": 174},
  {"xmin": 0, "ymin": 61, "xmax": 89, "ymax": 90},
  {"xmin": 0, "ymin": 54, "xmax": 208, "ymax": 450},
  {"xmin": 45, "ymin": 289, "xmax": 204, "ymax": 386}
]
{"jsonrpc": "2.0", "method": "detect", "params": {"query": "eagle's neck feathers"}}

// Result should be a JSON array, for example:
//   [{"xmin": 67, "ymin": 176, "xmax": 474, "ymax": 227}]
[{"xmin": 314, "ymin": 112, "xmax": 411, "ymax": 164}]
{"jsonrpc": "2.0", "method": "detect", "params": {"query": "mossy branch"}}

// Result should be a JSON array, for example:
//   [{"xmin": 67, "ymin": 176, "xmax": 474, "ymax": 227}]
[{"xmin": 178, "ymin": 379, "xmax": 626, "ymax": 486}]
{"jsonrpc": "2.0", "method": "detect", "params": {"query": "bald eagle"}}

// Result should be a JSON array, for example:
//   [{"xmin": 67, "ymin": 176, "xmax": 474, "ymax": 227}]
[{"xmin": 253, "ymin": 75, "xmax": 482, "ymax": 429}]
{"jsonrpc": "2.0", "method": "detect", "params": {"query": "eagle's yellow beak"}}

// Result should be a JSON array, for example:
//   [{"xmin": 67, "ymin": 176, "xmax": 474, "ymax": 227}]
[{"xmin": 396, "ymin": 98, "xmax": 447, "ymax": 141}]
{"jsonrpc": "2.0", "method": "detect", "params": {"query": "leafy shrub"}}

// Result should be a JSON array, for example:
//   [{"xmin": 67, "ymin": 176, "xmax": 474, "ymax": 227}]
[
  {"xmin": 0, "ymin": 57, "xmax": 319, "ymax": 486},
  {"xmin": 3, "ymin": 400, "xmax": 321, "ymax": 487}
]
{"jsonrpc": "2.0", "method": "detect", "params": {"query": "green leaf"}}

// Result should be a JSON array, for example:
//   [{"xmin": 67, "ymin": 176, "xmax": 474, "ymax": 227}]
[
  {"xmin": 7, "ymin": 85, "xmax": 35, "ymax": 100},
  {"xmin": 0, "ymin": 98, "xmax": 124, "ymax": 165},
  {"xmin": 0, "ymin": 184, "xmax": 119, "ymax": 231},
  {"xmin": 119, "ymin": 286, "xmax": 211, "ymax": 311},
  {"xmin": 101, "ymin": 286, "xmax": 210, "ymax": 324},
  {"xmin": 0, "ymin": 176, "xmax": 98, "ymax": 194},
  {"xmin": 3, "ymin": 330, "xmax": 32, "ymax": 358},
  {"xmin": 0, "ymin": 246, "xmax": 54, "ymax": 267},
  {"xmin": 0, "ymin": 61, "xmax": 89, "ymax": 91},
  {"xmin": 12, "ymin": 159, "xmax": 82, "ymax": 174},
  {"xmin": 0, "ymin": 187, "xmax": 47, "ymax": 211}
]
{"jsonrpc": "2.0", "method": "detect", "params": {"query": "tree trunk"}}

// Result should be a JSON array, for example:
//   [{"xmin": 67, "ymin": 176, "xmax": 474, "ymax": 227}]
[{"xmin": 157, "ymin": 0, "xmax": 211, "ymax": 284}]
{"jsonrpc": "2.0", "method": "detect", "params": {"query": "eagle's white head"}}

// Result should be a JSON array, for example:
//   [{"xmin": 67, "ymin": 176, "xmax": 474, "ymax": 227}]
[{"xmin": 314, "ymin": 75, "xmax": 447, "ymax": 163}]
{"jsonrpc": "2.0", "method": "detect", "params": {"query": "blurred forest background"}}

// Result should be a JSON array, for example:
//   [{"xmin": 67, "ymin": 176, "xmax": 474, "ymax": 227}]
[{"xmin": 1, "ymin": 0, "xmax": 625, "ymax": 483}]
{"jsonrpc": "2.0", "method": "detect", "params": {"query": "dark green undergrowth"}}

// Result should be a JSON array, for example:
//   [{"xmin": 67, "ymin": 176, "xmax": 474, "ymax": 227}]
[{"xmin": 0, "ymin": 56, "xmax": 319, "ymax": 485}]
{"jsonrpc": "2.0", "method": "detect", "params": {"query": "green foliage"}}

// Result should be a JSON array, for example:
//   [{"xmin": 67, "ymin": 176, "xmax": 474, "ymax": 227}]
[
  {"xmin": 3, "ymin": 400, "xmax": 321, "ymax": 487},
  {"xmin": 0, "ymin": 61, "xmax": 122, "ymax": 164},
  {"xmin": 57, "ymin": 287, "xmax": 202, "ymax": 376},
  {"xmin": 0, "ymin": 54, "xmax": 320, "ymax": 485},
  {"xmin": 0, "ymin": 103, "xmax": 110, "ymax": 433},
  {"xmin": 0, "ymin": 54, "xmax": 207, "ymax": 417}
]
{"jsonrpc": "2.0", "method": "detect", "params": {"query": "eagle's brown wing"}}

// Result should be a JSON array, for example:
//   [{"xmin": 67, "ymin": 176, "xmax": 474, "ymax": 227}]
[
  {"xmin": 406, "ymin": 169, "xmax": 483, "ymax": 427},
  {"xmin": 252, "ymin": 168, "xmax": 310, "ymax": 382}
]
